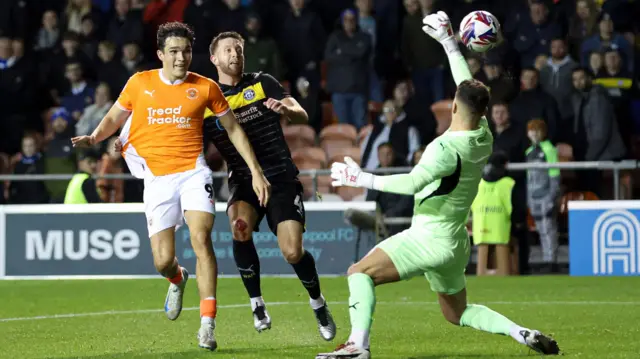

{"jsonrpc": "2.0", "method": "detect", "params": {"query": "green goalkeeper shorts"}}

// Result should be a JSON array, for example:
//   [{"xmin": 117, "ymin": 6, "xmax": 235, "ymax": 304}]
[{"xmin": 376, "ymin": 228, "xmax": 470, "ymax": 295}]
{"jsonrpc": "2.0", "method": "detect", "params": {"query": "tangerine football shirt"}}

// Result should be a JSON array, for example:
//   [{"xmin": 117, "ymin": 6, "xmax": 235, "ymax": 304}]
[{"xmin": 116, "ymin": 69, "xmax": 230, "ymax": 177}]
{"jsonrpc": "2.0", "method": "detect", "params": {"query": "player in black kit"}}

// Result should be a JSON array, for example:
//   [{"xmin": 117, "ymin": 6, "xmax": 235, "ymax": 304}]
[{"xmin": 204, "ymin": 32, "xmax": 336, "ymax": 341}]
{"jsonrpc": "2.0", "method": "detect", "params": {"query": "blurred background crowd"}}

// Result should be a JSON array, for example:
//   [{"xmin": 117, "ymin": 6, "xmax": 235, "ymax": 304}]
[{"xmin": 0, "ymin": 0, "xmax": 639, "ymax": 271}]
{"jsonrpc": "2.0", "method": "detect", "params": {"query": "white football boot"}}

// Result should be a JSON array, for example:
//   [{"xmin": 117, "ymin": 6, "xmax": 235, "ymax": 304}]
[
  {"xmin": 197, "ymin": 320, "xmax": 217, "ymax": 351},
  {"xmin": 164, "ymin": 267, "xmax": 188, "ymax": 321},
  {"xmin": 316, "ymin": 342, "xmax": 370, "ymax": 359}
]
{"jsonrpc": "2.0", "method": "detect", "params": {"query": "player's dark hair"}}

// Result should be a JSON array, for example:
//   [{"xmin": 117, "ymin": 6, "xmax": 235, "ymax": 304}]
[
  {"xmin": 156, "ymin": 22, "xmax": 195, "ymax": 51},
  {"xmin": 209, "ymin": 31, "xmax": 244, "ymax": 56},
  {"xmin": 521, "ymin": 66, "xmax": 539, "ymax": 75},
  {"xmin": 456, "ymin": 79, "xmax": 490, "ymax": 116}
]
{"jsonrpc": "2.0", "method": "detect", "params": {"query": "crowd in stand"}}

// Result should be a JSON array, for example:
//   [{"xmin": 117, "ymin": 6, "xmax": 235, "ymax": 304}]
[{"xmin": 0, "ymin": 0, "xmax": 638, "ymax": 210}]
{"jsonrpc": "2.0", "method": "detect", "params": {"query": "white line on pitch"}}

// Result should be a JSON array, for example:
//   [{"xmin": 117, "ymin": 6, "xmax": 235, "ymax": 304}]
[{"xmin": 1, "ymin": 300, "xmax": 638, "ymax": 323}]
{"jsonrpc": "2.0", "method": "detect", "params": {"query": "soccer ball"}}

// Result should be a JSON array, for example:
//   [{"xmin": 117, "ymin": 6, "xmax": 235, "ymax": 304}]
[{"xmin": 459, "ymin": 11, "xmax": 501, "ymax": 53}]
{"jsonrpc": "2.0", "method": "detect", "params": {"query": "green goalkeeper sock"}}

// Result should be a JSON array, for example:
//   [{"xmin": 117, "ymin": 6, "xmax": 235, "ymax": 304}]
[
  {"xmin": 460, "ymin": 304, "xmax": 529, "ymax": 344},
  {"xmin": 346, "ymin": 273, "xmax": 376, "ymax": 348}
]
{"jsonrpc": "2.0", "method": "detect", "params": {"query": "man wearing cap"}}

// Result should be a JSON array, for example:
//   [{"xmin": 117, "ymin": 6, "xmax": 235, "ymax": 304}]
[{"xmin": 63, "ymin": 150, "xmax": 102, "ymax": 204}]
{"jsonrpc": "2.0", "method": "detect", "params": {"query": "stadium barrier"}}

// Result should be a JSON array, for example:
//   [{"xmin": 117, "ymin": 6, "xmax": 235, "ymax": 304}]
[
  {"xmin": 569, "ymin": 200, "xmax": 640, "ymax": 277},
  {"xmin": 0, "ymin": 160, "xmax": 637, "ymax": 199},
  {"xmin": 0, "ymin": 202, "xmax": 376, "ymax": 279}
]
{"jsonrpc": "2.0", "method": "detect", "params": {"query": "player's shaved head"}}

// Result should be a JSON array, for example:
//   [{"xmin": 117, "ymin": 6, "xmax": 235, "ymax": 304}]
[
  {"xmin": 157, "ymin": 21, "xmax": 195, "ymax": 51},
  {"xmin": 455, "ymin": 79, "xmax": 490, "ymax": 118}
]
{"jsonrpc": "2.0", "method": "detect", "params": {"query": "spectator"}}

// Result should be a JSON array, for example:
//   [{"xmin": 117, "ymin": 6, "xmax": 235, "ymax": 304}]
[
  {"xmin": 96, "ymin": 40, "xmax": 129, "ymax": 98},
  {"xmin": 570, "ymin": 67, "xmax": 627, "ymax": 196},
  {"xmin": 355, "ymin": 0, "xmax": 383, "ymax": 103},
  {"xmin": 44, "ymin": 108, "xmax": 77, "ymax": 203},
  {"xmin": 512, "ymin": 0, "xmax": 562, "ymax": 68},
  {"xmin": 539, "ymin": 38, "xmax": 579, "ymax": 131},
  {"xmin": 63, "ymin": 150, "xmax": 101, "ymax": 204},
  {"xmin": 34, "ymin": 10, "xmax": 61, "ymax": 51},
  {"xmin": 79, "ymin": 15, "xmax": 100, "ymax": 61},
  {"xmin": 106, "ymin": 0, "xmax": 144, "ymax": 48},
  {"xmin": 491, "ymin": 102, "xmax": 528, "ymax": 166},
  {"xmin": 121, "ymin": 42, "xmax": 144, "ymax": 75},
  {"xmin": 243, "ymin": 13, "xmax": 284, "ymax": 80},
  {"xmin": 401, "ymin": 0, "xmax": 445, "ymax": 105},
  {"xmin": 63, "ymin": 0, "xmax": 102, "ymax": 35},
  {"xmin": 76, "ymin": 82, "xmax": 112, "ymax": 138},
  {"xmin": 61, "ymin": 61, "xmax": 96, "ymax": 122},
  {"xmin": 183, "ymin": 0, "xmax": 219, "ymax": 54},
  {"xmin": 411, "ymin": 145, "xmax": 426, "ymax": 165},
  {"xmin": 568, "ymin": 0, "xmax": 599, "ymax": 59},
  {"xmin": 525, "ymin": 119, "xmax": 560, "ymax": 273},
  {"xmin": 509, "ymin": 67, "xmax": 561, "ymax": 143},
  {"xmin": 365, "ymin": 142, "xmax": 413, "ymax": 235},
  {"xmin": 479, "ymin": 56, "xmax": 518, "ymax": 108},
  {"xmin": 97, "ymin": 137, "xmax": 124, "ymax": 203},
  {"xmin": 278, "ymin": 0, "xmax": 326, "ymax": 95},
  {"xmin": 581, "ymin": 12, "xmax": 634, "ymax": 73},
  {"xmin": 360, "ymin": 99, "xmax": 420, "ymax": 170},
  {"xmin": 216, "ymin": 0, "xmax": 249, "ymax": 35},
  {"xmin": 45, "ymin": 31, "xmax": 95, "ymax": 101},
  {"xmin": 588, "ymin": 50, "xmax": 603, "ymax": 76},
  {"xmin": 8, "ymin": 135, "xmax": 49, "ymax": 204},
  {"xmin": 0, "ymin": 36, "xmax": 38, "ymax": 154},
  {"xmin": 295, "ymin": 76, "xmax": 322, "ymax": 133},
  {"xmin": 594, "ymin": 47, "xmax": 634, "ymax": 154},
  {"xmin": 325, "ymin": 8, "xmax": 372, "ymax": 129},
  {"xmin": 392, "ymin": 80, "xmax": 437, "ymax": 145}
]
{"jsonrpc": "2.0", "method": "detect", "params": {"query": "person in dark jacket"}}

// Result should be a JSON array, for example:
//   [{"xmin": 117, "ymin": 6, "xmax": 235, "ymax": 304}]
[
  {"xmin": 570, "ymin": 67, "xmax": 627, "ymax": 197},
  {"xmin": 539, "ymin": 38, "xmax": 579, "ymax": 128},
  {"xmin": 8, "ymin": 135, "xmax": 49, "ymax": 204},
  {"xmin": 324, "ymin": 8, "xmax": 372, "ymax": 129},
  {"xmin": 509, "ymin": 67, "xmax": 561, "ymax": 143}
]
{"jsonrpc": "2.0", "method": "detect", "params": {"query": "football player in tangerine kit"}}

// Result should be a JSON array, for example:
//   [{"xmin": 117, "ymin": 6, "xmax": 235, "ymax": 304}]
[{"xmin": 71, "ymin": 22, "xmax": 271, "ymax": 351}]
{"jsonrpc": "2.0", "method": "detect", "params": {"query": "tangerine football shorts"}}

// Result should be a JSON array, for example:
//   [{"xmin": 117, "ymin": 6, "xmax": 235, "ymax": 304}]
[
  {"xmin": 375, "ymin": 228, "xmax": 471, "ymax": 295},
  {"xmin": 143, "ymin": 166, "xmax": 215, "ymax": 237}
]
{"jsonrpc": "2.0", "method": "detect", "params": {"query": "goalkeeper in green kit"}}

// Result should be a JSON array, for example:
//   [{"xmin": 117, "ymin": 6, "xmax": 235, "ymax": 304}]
[{"xmin": 315, "ymin": 11, "xmax": 560, "ymax": 359}]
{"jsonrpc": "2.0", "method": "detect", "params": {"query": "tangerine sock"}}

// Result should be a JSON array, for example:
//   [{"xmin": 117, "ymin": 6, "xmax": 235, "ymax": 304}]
[
  {"xmin": 200, "ymin": 297, "xmax": 217, "ymax": 325},
  {"xmin": 167, "ymin": 266, "xmax": 183, "ymax": 285}
]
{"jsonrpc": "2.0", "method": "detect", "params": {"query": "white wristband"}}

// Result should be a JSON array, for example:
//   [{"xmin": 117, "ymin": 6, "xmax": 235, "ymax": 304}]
[
  {"xmin": 358, "ymin": 172, "xmax": 375, "ymax": 189},
  {"xmin": 441, "ymin": 37, "xmax": 460, "ymax": 56}
]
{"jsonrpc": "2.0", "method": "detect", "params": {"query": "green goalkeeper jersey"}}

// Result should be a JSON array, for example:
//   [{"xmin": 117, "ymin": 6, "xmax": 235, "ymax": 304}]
[{"xmin": 374, "ymin": 52, "xmax": 493, "ymax": 241}]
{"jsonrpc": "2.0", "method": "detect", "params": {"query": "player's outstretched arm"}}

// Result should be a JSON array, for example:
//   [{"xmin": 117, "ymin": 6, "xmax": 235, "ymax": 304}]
[
  {"xmin": 422, "ymin": 11, "xmax": 472, "ymax": 86},
  {"xmin": 331, "ymin": 144, "xmax": 455, "ymax": 195},
  {"xmin": 71, "ymin": 104, "xmax": 129, "ymax": 148}
]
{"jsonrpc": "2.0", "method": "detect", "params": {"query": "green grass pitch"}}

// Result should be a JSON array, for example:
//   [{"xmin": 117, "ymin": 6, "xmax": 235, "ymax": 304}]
[{"xmin": 1, "ymin": 276, "xmax": 639, "ymax": 358}]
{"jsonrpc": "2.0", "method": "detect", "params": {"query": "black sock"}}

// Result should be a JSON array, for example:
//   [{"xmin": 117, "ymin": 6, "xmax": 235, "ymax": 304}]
[
  {"xmin": 291, "ymin": 250, "xmax": 322, "ymax": 300},
  {"xmin": 233, "ymin": 239, "xmax": 262, "ymax": 298}
]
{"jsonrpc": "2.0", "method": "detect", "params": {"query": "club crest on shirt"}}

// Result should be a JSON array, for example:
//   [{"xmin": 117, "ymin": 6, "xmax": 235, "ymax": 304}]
[
  {"xmin": 243, "ymin": 88, "xmax": 255, "ymax": 101},
  {"xmin": 186, "ymin": 88, "xmax": 199, "ymax": 100}
]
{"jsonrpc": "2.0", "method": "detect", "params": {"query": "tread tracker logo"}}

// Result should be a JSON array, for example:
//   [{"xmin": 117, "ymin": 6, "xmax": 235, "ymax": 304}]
[
  {"xmin": 146, "ymin": 106, "xmax": 192, "ymax": 128},
  {"xmin": 592, "ymin": 209, "xmax": 640, "ymax": 275}
]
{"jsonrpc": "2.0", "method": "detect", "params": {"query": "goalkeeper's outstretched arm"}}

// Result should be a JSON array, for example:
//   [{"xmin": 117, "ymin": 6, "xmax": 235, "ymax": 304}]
[{"xmin": 352, "ymin": 142, "xmax": 456, "ymax": 196}]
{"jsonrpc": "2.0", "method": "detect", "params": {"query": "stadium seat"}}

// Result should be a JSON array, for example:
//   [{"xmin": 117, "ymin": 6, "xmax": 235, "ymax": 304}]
[
  {"xmin": 320, "ymin": 123, "xmax": 358, "ymax": 142},
  {"xmin": 329, "ymin": 146, "xmax": 362, "ymax": 165},
  {"xmin": 556, "ymin": 143, "xmax": 573, "ymax": 162},
  {"xmin": 336, "ymin": 186, "xmax": 365, "ymax": 201},
  {"xmin": 283, "ymin": 124, "xmax": 316, "ymax": 150},
  {"xmin": 351, "ymin": 193, "xmax": 366, "ymax": 202},
  {"xmin": 292, "ymin": 147, "xmax": 328, "ymax": 167},
  {"xmin": 293, "ymin": 158, "xmax": 323, "ymax": 171},
  {"xmin": 357, "ymin": 124, "xmax": 373, "ymax": 147},
  {"xmin": 431, "ymin": 99, "xmax": 453, "ymax": 135}
]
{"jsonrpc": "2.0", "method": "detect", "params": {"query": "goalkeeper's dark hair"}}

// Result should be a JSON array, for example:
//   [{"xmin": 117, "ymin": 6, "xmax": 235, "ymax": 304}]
[
  {"xmin": 456, "ymin": 79, "xmax": 490, "ymax": 116},
  {"xmin": 157, "ymin": 22, "xmax": 195, "ymax": 51}
]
